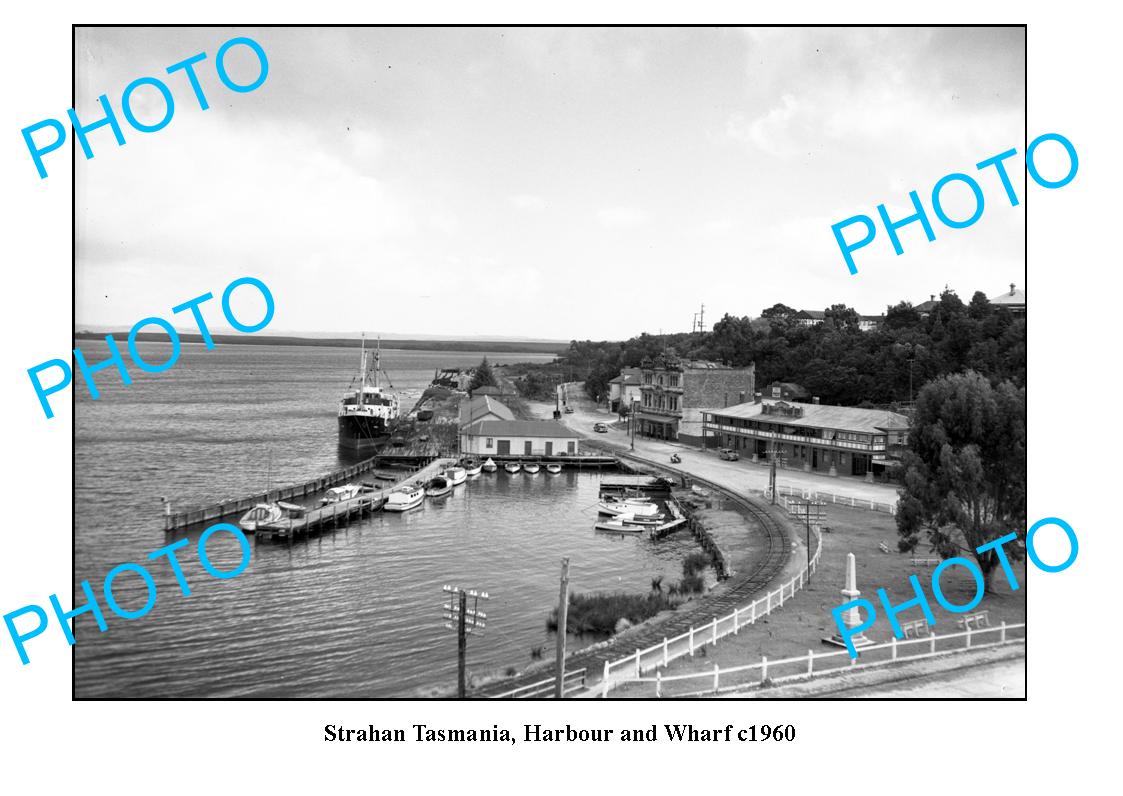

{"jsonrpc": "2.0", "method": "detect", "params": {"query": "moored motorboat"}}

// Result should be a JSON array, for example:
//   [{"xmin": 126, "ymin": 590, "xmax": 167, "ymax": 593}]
[
  {"xmin": 321, "ymin": 483, "xmax": 363, "ymax": 505},
  {"xmin": 504, "ymin": 462, "xmax": 521, "ymax": 474},
  {"xmin": 482, "ymin": 458, "xmax": 498, "ymax": 473},
  {"xmin": 615, "ymin": 511, "xmax": 666, "ymax": 526},
  {"xmin": 445, "ymin": 466, "xmax": 468, "ymax": 485},
  {"xmin": 384, "ymin": 484, "xmax": 425, "ymax": 511},
  {"xmin": 546, "ymin": 463, "xmax": 562, "ymax": 474},
  {"xmin": 462, "ymin": 458, "xmax": 483, "ymax": 477},
  {"xmin": 425, "ymin": 475, "xmax": 452, "ymax": 498},
  {"xmin": 597, "ymin": 500, "xmax": 660, "ymax": 517},
  {"xmin": 238, "ymin": 501, "xmax": 307, "ymax": 532},
  {"xmin": 523, "ymin": 462, "xmax": 541, "ymax": 474}
]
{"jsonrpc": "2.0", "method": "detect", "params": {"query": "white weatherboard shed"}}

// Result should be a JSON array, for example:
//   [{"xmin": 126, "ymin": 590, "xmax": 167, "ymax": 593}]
[{"xmin": 461, "ymin": 420, "xmax": 582, "ymax": 457}]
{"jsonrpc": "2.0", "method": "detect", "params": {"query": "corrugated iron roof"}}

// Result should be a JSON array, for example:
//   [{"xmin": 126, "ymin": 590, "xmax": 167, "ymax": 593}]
[
  {"xmin": 474, "ymin": 420, "xmax": 582, "ymax": 438},
  {"xmin": 707, "ymin": 400, "xmax": 909, "ymax": 434}
]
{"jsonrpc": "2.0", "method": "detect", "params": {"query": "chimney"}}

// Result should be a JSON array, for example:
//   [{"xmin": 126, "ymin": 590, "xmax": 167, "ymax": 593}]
[
  {"xmin": 812, "ymin": 396, "xmax": 820, "ymax": 405},
  {"xmin": 930, "ymin": 294, "xmax": 935, "ymax": 302},
  {"xmin": 754, "ymin": 392, "xmax": 762, "ymax": 404},
  {"xmin": 1009, "ymin": 282, "xmax": 1016, "ymax": 295}
]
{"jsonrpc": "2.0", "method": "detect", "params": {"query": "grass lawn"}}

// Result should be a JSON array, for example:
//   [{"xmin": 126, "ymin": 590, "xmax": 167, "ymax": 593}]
[{"xmin": 613, "ymin": 503, "xmax": 1027, "ymax": 697}]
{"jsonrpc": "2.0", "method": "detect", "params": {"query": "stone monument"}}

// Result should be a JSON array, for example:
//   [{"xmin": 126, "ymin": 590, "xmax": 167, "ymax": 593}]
[{"xmin": 823, "ymin": 552, "xmax": 875, "ymax": 649}]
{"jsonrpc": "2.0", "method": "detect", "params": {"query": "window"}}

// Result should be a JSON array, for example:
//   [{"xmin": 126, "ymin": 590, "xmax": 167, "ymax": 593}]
[
  {"xmin": 772, "ymin": 386, "xmax": 781, "ymax": 397},
  {"xmin": 486, "ymin": 438, "xmax": 494, "ymax": 448},
  {"xmin": 670, "ymin": 374, "xmax": 679, "ymax": 387}
]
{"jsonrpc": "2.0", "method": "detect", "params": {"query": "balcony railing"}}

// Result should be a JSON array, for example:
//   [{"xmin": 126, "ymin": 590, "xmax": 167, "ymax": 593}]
[{"xmin": 702, "ymin": 423, "xmax": 884, "ymax": 452}]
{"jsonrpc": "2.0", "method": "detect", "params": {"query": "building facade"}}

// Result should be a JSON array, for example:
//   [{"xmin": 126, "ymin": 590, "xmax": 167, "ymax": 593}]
[
  {"xmin": 460, "ymin": 420, "xmax": 582, "ymax": 457},
  {"xmin": 635, "ymin": 354, "xmax": 756, "ymax": 444},
  {"xmin": 989, "ymin": 283, "xmax": 1026, "ymax": 314},
  {"xmin": 702, "ymin": 398, "xmax": 909, "ymax": 481},
  {"xmin": 608, "ymin": 368, "xmax": 643, "ymax": 412}
]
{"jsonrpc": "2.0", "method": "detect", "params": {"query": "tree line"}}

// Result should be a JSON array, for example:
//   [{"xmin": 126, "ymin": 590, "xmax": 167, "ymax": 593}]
[{"xmin": 563, "ymin": 289, "xmax": 1025, "ymax": 407}]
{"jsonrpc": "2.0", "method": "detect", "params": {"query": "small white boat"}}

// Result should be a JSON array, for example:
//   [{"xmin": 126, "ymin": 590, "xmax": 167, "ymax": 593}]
[
  {"xmin": 384, "ymin": 484, "xmax": 425, "ymax": 511},
  {"xmin": 425, "ymin": 475, "xmax": 452, "ymax": 498},
  {"xmin": 504, "ymin": 462, "xmax": 522, "ymax": 474},
  {"xmin": 615, "ymin": 511, "xmax": 666, "ymax": 526},
  {"xmin": 524, "ymin": 462, "xmax": 541, "ymax": 474},
  {"xmin": 482, "ymin": 458, "xmax": 498, "ymax": 473},
  {"xmin": 598, "ymin": 500, "xmax": 660, "ymax": 517},
  {"xmin": 546, "ymin": 463, "xmax": 562, "ymax": 474},
  {"xmin": 462, "ymin": 459, "xmax": 483, "ymax": 477},
  {"xmin": 238, "ymin": 501, "xmax": 306, "ymax": 532},
  {"xmin": 595, "ymin": 518, "xmax": 645, "ymax": 533},
  {"xmin": 445, "ymin": 466, "xmax": 468, "ymax": 485},
  {"xmin": 321, "ymin": 484, "xmax": 363, "ymax": 505}
]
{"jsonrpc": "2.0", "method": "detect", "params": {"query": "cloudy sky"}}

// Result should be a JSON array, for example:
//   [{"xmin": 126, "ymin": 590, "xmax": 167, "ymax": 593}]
[{"xmin": 76, "ymin": 26, "xmax": 1025, "ymax": 340}]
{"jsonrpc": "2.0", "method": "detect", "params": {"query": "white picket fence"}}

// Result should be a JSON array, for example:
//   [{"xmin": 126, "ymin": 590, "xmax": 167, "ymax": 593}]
[
  {"xmin": 776, "ymin": 484, "xmax": 897, "ymax": 515},
  {"xmin": 596, "ymin": 495, "xmax": 823, "ymax": 697},
  {"xmin": 611, "ymin": 622, "xmax": 1026, "ymax": 698}
]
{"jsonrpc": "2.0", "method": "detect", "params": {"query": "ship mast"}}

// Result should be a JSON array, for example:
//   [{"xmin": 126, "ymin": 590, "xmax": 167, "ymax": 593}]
[
  {"xmin": 375, "ymin": 336, "xmax": 382, "ymax": 390},
  {"xmin": 359, "ymin": 333, "xmax": 367, "ymax": 408}
]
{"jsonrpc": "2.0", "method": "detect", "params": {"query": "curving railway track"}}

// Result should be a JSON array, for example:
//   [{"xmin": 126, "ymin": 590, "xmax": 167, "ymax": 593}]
[{"xmin": 473, "ymin": 451, "xmax": 793, "ymax": 698}]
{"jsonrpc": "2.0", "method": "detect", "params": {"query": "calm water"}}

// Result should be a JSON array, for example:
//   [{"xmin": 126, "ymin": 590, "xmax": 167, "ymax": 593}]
[{"xmin": 74, "ymin": 343, "xmax": 700, "ymax": 697}]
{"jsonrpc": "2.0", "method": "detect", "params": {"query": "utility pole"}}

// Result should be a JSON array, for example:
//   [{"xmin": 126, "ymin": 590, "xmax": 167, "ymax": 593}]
[
  {"xmin": 630, "ymin": 397, "xmax": 637, "ymax": 450},
  {"xmin": 442, "ymin": 585, "xmax": 489, "ymax": 699},
  {"xmin": 554, "ymin": 558, "xmax": 570, "ymax": 698},
  {"xmin": 768, "ymin": 440, "xmax": 777, "ymax": 505}
]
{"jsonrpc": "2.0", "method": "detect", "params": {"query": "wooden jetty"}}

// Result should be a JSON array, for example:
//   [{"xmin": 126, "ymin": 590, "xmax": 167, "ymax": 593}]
[
  {"xmin": 163, "ymin": 456, "xmax": 446, "ymax": 533},
  {"xmin": 251, "ymin": 493, "xmax": 385, "ymax": 542}
]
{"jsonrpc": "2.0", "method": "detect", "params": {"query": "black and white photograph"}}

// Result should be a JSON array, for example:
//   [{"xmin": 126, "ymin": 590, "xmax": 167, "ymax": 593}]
[{"xmin": 71, "ymin": 25, "xmax": 1027, "ymax": 700}]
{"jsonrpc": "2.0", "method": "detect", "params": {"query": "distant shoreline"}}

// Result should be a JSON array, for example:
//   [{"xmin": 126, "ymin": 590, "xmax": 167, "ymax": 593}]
[{"xmin": 73, "ymin": 331, "xmax": 568, "ymax": 356}]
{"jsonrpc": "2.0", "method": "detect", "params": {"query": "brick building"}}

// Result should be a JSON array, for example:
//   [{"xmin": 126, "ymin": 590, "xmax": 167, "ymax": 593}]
[{"xmin": 635, "ymin": 353, "xmax": 756, "ymax": 444}]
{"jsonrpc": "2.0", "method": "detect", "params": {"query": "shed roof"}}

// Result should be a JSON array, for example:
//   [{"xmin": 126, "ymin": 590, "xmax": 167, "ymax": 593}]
[
  {"xmin": 459, "ymin": 395, "xmax": 514, "ymax": 426},
  {"xmin": 990, "ymin": 284, "xmax": 1026, "ymax": 305},
  {"xmin": 707, "ymin": 400, "xmax": 909, "ymax": 434},
  {"xmin": 474, "ymin": 420, "xmax": 582, "ymax": 439}
]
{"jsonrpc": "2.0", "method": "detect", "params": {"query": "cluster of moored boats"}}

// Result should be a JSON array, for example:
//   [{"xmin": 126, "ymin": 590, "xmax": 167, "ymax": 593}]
[
  {"xmin": 238, "ymin": 457, "xmax": 572, "ymax": 530},
  {"xmin": 592, "ymin": 492, "xmax": 689, "ymax": 535}
]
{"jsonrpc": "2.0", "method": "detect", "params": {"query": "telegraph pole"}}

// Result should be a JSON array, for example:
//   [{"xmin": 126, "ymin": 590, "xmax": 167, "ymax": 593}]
[
  {"xmin": 442, "ymin": 584, "xmax": 489, "ymax": 699},
  {"xmin": 554, "ymin": 558, "xmax": 570, "ymax": 698},
  {"xmin": 768, "ymin": 440, "xmax": 777, "ymax": 505}
]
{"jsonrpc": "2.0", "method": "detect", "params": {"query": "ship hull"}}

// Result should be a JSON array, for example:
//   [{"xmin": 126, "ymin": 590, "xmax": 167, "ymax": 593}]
[{"xmin": 338, "ymin": 414, "xmax": 391, "ymax": 451}]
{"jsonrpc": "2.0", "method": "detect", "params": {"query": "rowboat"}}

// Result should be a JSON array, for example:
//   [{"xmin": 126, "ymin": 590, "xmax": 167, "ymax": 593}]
[
  {"xmin": 504, "ymin": 462, "xmax": 522, "ymax": 474},
  {"xmin": 524, "ymin": 462, "xmax": 541, "ymax": 474},
  {"xmin": 482, "ymin": 458, "xmax": 498, "ymax": 473},
  {"xmin": 425, "ymin": 475, "xmax": 452, "ymax": 498},
  {"xmin": 595, "ymin": 518, "xmax": 645, "ymax": 533},
  {"xmin": 384, "ymin": 484, "xmax": 425, "ymax": 512},
  {"xmin": 445, "ymin": 466, "xmax": 467, "ymax": 485},
  {"xmin": 546, "ymin": 463, "xmax": 562, "ymax": 474}
]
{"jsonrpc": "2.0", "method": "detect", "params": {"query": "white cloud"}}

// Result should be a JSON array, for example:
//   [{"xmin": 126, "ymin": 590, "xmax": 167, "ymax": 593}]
[{"xmin": 510, "ymin": 194, "xmax": 546, "ymax": 212}]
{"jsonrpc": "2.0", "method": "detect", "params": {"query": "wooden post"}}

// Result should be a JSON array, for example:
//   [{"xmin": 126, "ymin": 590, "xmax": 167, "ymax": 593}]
[
  {"xmin": 1000, "ymin": 621, "xmax": 1007, "ymax": 643},
  {"xmin": 761, "ymin": 655, "xmax": 768, "ymax": 684},
  {"xmin": 601, "ymin": 661, "xmax": 610, "ymax": 698},
  {"xmin": 711, "ymin": 616, "xmax": 717, "ymax": 645},
  {"xmin": 634, "ymin": 649, "xmax": 641, "ymax": 677},
  {"xmin": 966, "ymin": 625, "xmax": 972, "ymax": 649},
  {"xmin": 733, "ymin": 608, "xmax": 739, "ymax": 635},
  {"xmin": 688, "ymin": 626, "xmax": 695, "ymax": 656},
  {"xmin": 891, "ymin": 636, "xmax": 897, "ymax": 661},
  {"xmin": 656, "ymin": 671, "xmax": 662, "ymax": 698},
  {"xmin": 807, "ymin": 649, "xmax": 813, "ymax": 675},
  {"xmin": 554, "ymin": 558, "xmax": 570, "ymax": 699},
  {"xmin": 712, "ymin": 663, "xmax": 720, "ymax": 692},
  {"xmin": 750, "ymin": 601, "xmax": 756, "ymax": 624},
  {"xmin": 663, "ymin": 637, "xmax": 669, "ymax": 666},
  {"xmin": 457, "ymin": 590, "xmax": 467, "ymax": 699},
  {"xmin": 930, "ymin": 633, "xmax": 936, "ymax": 655}
]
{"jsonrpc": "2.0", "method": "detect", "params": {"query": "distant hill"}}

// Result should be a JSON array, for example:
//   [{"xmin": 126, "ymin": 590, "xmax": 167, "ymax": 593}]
[{"xmin": 73, "ymin": 331, "xmax": 568, "ymax": 356}]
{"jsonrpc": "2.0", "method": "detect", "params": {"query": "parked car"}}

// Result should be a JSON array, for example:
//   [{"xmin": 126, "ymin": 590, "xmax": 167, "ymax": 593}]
[
  {"xmin": 718, "ymin": 448, "xmax": 739, "ymax": 461},
  {"xmin": 564, "ymin": 406, "xmax": 574, "ymax": 414},
  {"xmin": 593, "ymin": 422, "xmax": 609, "ymax": 433}
]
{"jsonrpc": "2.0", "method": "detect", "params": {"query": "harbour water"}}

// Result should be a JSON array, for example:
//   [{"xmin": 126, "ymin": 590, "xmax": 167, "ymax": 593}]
[{"xmin": 74, "ymin": 342, "xmax": 701, "ymax": 697}]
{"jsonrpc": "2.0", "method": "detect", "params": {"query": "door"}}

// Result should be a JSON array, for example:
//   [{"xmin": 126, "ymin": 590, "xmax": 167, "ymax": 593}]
[
  {"xmin": 524, "ymin": 441, "xmax": 533, "ymax": 455},
  {"xmin": 812, "ymin": 448, "xmax": 818, "ymax": 468},
  {"xmin": 545, "ymin": 441, "xmax": 553, "ymax": 455},
  {"xmin": 497, "ymin": 440, "xmax": 510, "ymax": 455}
]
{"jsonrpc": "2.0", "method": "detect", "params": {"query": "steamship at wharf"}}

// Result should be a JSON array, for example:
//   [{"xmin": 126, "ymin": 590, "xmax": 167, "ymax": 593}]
[{"xmin": 338, "ymin": 336, "xmax": 400, "ymax": 452}]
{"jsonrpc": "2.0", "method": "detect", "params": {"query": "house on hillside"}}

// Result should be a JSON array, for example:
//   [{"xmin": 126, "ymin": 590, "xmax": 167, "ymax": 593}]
[{"xmin": 990, "ymin": 283, "xmax": 1026, "ymax": 314}]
